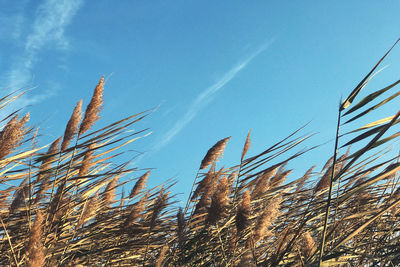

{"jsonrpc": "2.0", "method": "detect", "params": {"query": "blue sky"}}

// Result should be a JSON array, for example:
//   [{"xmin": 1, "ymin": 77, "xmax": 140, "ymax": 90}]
[{"xmin": 1, "ymin": 1, "xmax": 400, "ymax": 202}]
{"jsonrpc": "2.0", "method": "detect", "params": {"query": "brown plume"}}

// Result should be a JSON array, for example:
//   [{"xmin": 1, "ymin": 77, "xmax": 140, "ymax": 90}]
[
  {"xmin": 38, "ymin": 137, "xmax": 61, "ymax": 181},
  {"xmin": 9, "ymin": 178, "xmax": 28, "ymax": 214},
  {"xmin": 124, "ymin": 193, "xmax": 148, "ymax": 228},
  {"xmin": 129, "ymin": 171, "xmax": 150, "ymax": 199},
  {"xmin": 150, "ymin": 188, "xmax": 169, "ymax": 229},
  {"xmin": 236, "ymin": 190, "xmax": 251, "ymax": 233},
  {"xmin": 61, "ymin": 99, "xmax": 82, "ymax": 150},
  {"xmin": 26, "ymin": 211, "xmax": 45, "ymax": 267},
  {"xmin": 200, "ymin": 137, "xmax": 231, "ymax": 169},
  {"xmin": 77, "ymin": 193, "xmax": 99, "ymax": 228},
  {"xmin": 79, "ymin": 77, "xmax": 104, "ymax": 135},
  {"xmin": 79, "ymin": 143, "xmax": 96, "ymax": 177},
  {"xmin": 207, "ymin": 176, "xmax": 230, "ymax": 225},
  {"xmin": 241, "ymin": 130, "xmax": 251, "ymax": 162},
  {"xmin": 103, "ymin": 176, "xmax": 118, "ymax": 207},
  {"xmin": 0, "ymin": 113, "xmax": 29, "ymax": 160},
  {"xmin": 300, "ymin": 231, "xmax": 316, "ymax": 260},
  {"xmin": 155, "ymin": 245, "xmax": 168, "ymax": 267},
  {"xmin": 254, "ymin": 195, "xmax": 282, "ymax": 241},
  {"xmin": 191, "ymin": 163, "xmax": 216, "ymax": 201},
  {"xmin": 251, "ymin": 167, "xmax": 277, "ymax": 198}
]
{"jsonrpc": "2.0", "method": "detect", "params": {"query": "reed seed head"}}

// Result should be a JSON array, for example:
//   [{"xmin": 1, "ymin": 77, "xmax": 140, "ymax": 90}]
[
  {"xmin": 200, "ymin": 137, "xmax": 231, "ymax": 170},
  {"xmin": 62, "ymin": 99, "xmax": 82, "ymax": 150},
  {"xmin": 0, "ymin": 113, "xmax": 29, "ymax": 160},
  {"xmin": 129, "ymin": 171, "xmax": 150, "ymax": 199},
  {"xmin": 254, "ymin": 195, "xmax": 281, "ymax": 241},
  {"xmin": 27, "ymin": 210, "xmax": 45, "ymax": 267},
  {"xmin": 207, "ymin": 176, "xmax": 230, "ymax": 225},
  {"xmin": 79, "ymin": 77, "xmax": 104, "ymax": 135},
  {"xmin": 79, "ymin": 143, "xmax": 96, "ymax": 177},
  {"xmin": 236, "ymin": 190, "xmax": 251, "ymax": 233},
  {"xmin": 241, "ymin": 130, "xmax": 251, "ymax": 162}
]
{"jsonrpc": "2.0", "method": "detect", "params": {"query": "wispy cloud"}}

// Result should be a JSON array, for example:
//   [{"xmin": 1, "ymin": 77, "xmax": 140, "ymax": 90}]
[
  {"xmin": 153, "ymin": 41, "xmax": 273, "ymax": 152},
  {"xmin": 3, "ymin": 0, "xmax": 83, "ymax": 107}
]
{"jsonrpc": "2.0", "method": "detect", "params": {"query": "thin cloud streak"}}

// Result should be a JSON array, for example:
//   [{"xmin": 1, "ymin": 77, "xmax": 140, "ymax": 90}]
[
  {"xmin": 4, "ymin": 0, "xmax": 83, "ymax": 108},
  {"xmin": 153, "ymin": 41, "xmax": 273, "ymax": 152}
]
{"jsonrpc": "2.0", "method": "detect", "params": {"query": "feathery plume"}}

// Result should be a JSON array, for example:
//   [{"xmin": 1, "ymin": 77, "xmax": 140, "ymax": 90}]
[
  {"xmin": 200, "ymin": 137, "xmax": 231, "ymax": 170},
  {"xmin": 77, "ymin": 193, "xmax": 99, "ymax": 228},
  {"xmin": 155, "ymin": 245, "xmax": 168, "ymax": 267},
  {"xmin": 236, "ymin": 190, "xmax": 251, "ymax": 233},
  {"xmin": 251, "ymin": 167, "xmax": 277, "ymax": 198},
  {"xmin": 300, "ymin": 231, "xmax": 316, "ymax": 260},
  {"xmin": 238, "ymin": 239, "xmax": 255, "ymax": 267},
  {"xmin": 0, "ymin": 113, "xmax": 29, "ymax": 160},
  {"xmin": 270, "ymin": 169, "xmax": 293, "ymax": 188},
  {"xmin": 314, "ymin": 165, "xmax": 333, "ymax": 193},
  {"xmin": 103, "ymin": 176, "xmax": 118, "ymax": 207},
  {"xmin": 9, "ymin": 178, "xmax": 28, "ymax": 214},
  {"xmin": 78, "ymin": 143, "xmax": 96, "ymax": 177},
  {"xmin": 27, "ymin": 211, "xmax": 45, "ymax": 267},
  {"xmin": 61, "ymin": 99, "xmax": 82, "ymax": 150},
  {"xmin": 38, "ymin": 137, "xmax": 61, "ymax": 181},
  {"xmin": 295, "ymin": 166, "xmax": 315, "ymax": 192},
  {"xmin": 79, "ymin": 77, "xmax": 104, "ymax": 135},
  {"xmin": 177, "ymin": 207, "xmax": 185, "ymax": 249},
  {"xmin": 194, "ymin": 168, "xmax": 220, "ymax": 215},
  {"xmin": 254, "ymin": 195, "xmax": 282, "ymax": 241},
  {"xmin": 124, "ymin": 193, "xmax": 148, "ymax": 228},
  {"xmin": 35, "ymin": 138, "xmax": 61, "ymax": 204},
  {"xmin": 191, "ymin": 163, "xmax": 217, "ymax": 201},
  {"xmin": 150, "ymin": 188, "xmax": 169, "ymax": 229},
  {"xmin": 207, "ymin": 176, "xmax": 230, "ymax": 225},
  {"xmin": 129, "ymin": 171, "xmax": 150, "ymax": 199},
  {"xmin": 241, "ymin": 130, "xmax": 251, "ymax": 162}
]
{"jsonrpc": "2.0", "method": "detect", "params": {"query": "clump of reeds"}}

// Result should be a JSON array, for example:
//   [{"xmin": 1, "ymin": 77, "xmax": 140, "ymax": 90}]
[{"xmin": 0, "ymin": 41, "xmax": 400, "ymax": 266}]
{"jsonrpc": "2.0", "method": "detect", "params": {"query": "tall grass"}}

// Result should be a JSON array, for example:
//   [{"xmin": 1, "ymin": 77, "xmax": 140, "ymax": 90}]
[{"xmin": 0, "ymin": 40, "xmax": 400, "ymax": 266}]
